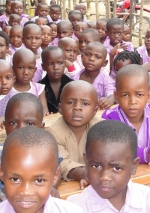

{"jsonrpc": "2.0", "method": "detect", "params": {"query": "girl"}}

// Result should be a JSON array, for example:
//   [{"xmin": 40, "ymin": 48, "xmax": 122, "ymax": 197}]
[
  {"xmin": 47, "ymin": 22, "xmax": 58, "ymax": 46},
  {"xmin": 0, "ymin": 31, "xmax": 11, "ymax": 63},
  {"xmin": 41, "ymin": 25, "xmax": 52, "ymax": 50}
]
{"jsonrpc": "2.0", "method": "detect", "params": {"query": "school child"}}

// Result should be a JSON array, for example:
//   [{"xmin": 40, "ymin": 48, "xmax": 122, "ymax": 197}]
[
  {"xmin": 102, "ymin": 64, "xmax": 150, "ymax": 164},
  {"xmin": 8, "ymin": 14, "xmax": 21, "ymax": 26},
  {"xmin": 50, "ymin": 0, "xmax": 56, "ymax": 6},
  {"xmin": 9, "ymin": 25, "xmax": 25, "ymax": 56},
  {"xmin": 2, "ymin": 25, "xmax": 11, "ymax": 36},
  {"xmin": 57, "ymin": 20, "xmax": 73, "ymax": 40},
  {"xmin": 74, "ymin": 21, "xmax": 89, "ymax": 39},
  {"xmin": 122, "ymin": 24, "xmax": 130, "ymax": 42},
  {"xmin": 10, "ymin": 1, "xmax": 28, "ymax": 27},
  {"xmin": 0, "ymin": 126, "xmax": 84, "ymax": 212},
  {"xmin": 76, "ymin": 3, "xmax": 88, "ymax": 22},
  {"xmin": 47, "ymin": 22, "xmax": 58, "ymax": 45},
  {"xmin": 12, "ymin": 48, "xmax": 49, "ymax": 115},
  {"xmin": 39, "ymin": 46, "xmax": 73, "ymax": 113},
  {"xmin": 96, "ymin": 18, "xmax": 107, "ymax": 44},
  {"xmin": 0, "ymin": 0, "xmax": 12, "ymax": 28},
  {"xmin": 35, "ymin": 17, "xmax": 47, "ymax": 26},
  {"xmin": 136, "ymin": 28, "xmax": 150, "ymax": 64},
  {"xmin": 68, "ymin": 10, "xmax": 83, "ymax": 29},
  {"xmin": 67, "ymin": 120, "xmax": 150, "ymax": 212},
  {"xmin": 41, "ymin": 25, "xmax": 52, "ymax": 50},
  {"xmin": 31, "ymin": 3, "xmax": 51, "ymax": 23},
  {"xmin": 0, "ymin": 31, "xmax": 11, "ymax": 63},
  {"xmin": 49, "ymin": 80, "xmax": 100, "ymax": 181},
  {"xmin": 114, "ymin": 50, "xmax": 141, "ymax": 73},
  {"xmin": 49, "ymin": 4, "xmax": 62, "ymax": 24},
  {"xmin": 23, "ymin": 23, "xmax": 43, "ymax": 82},
  {"xmin": 87, "ymin": 21, "xmax": 96, "ymax": 29}
]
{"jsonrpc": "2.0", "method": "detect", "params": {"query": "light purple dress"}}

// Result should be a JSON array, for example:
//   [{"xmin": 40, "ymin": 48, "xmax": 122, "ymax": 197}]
[{"xmin": 136, "ymin": 45, "xmax": 150, "ymax": 64}]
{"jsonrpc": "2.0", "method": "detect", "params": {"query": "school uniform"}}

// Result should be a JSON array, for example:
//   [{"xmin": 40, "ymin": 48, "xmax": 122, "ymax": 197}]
[
  {"xmin": 9, "ymin": 44, "xmax": 25, "ymax": 56},
  {"xmin": 70, "ymin": 69, "xmax": 115, "ymax": 99},
  {"xmin": 102, "ymin": 104, "xmax": 150, "ymax": 163},
  {"xmin": 33, "ymin": 57, "xmax": 43, "ymax": 82},
  {"xmin": 49, "ymin": 115, "xmax": 101, "ymax": 180},
  {"xmin": 0, "ymin": 195, "xmax": 84, "ymax": 213},
  {"xmin": 67, "ymin": 181, "xmax": 150, "ymax": 213},
  {"xmin": 31, "ymin": 15, "xmax": 52, "ymax": 23},
  {"xmin": 20, "ymin": 17, "xmax": 28, "ymax": 27},
  {"xmin": 136, "ymin": 45, "xmax": 150, "ymax": 64},
  {"xmin": 0, "ymin": 14, "xmax": 9, "ymax": 27}
]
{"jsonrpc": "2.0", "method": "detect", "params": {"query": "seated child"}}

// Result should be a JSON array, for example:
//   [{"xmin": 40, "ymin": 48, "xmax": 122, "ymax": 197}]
[
  {"xmin": 49, "ymin": 4, "xmax": 62, "ymax": 24},
  {"xmin": 12, "ymin": 48, "xmax": 49, "ymax": 115},
  {"xmin": 39, "ymin": 46, "xmax": 73, "ymax": 113},
  {"xmin": 0, "ymin": 0, "xmax": 12, "ymax": 28},
  {"xmin": 2, "ymin": 25, "xmax": 11, "ymax": 36},
  {"xmin": 49, "ymin": 80, "xmax": 100, "ymax": 181},
  {"xmin": 41, "ymin": 25, "xmax": 52, "ymax": 50},
  {"xmin": 96, "ymin": 18, "xmax": 107, "ymax": 44},
  {"xmin": 71, "ymin": 42, "xmax": 115, "ymax": 109},
  {"xmin": 0, "ymin": 126, "xmax": 84, "ymax": 212},
  {"xmin": 23, "ymin": 23, "xmax": 43, "ymax": 82},
  {"xmin": 31, "ymin": 3, "xmax": 51, "ymax": 23},
  {"xmin": 74, "ymin": 21, "xmax": 89, "ymax": 39},
  {"xmin": 58, "ymin": 37, "xmax": 81, "ymax": 76},
  {"xmin": 136, "ymin": 28, "xmax": 150, "ymax": 64},
  {"xmin": 47, "ymin": 22, "xmax": 58, "ymax": 45},
  {"xmin": 35, "ymin": 17, "xmax": 47, "ymax": 26},
  {"xmin": 57, "ymin": 20, "xmax": 73, "ymax": 40},
  {"xmin": 10, "ymin": 1, "xmax": 28, "ymax": 27},
  {"xmin": 102, "ymin": 64, "xmax": 150, "ymax": 163},
  {"xmin": 0, "ymin": 31, "xmax": 11, "ymax": 63},
  {"xmin": 67, "ymin": 120, "xmax": 150, "ymax": 212},
  {"xmin": 8, "ymin": 14, "xmax": 21, "ymax": 26},
  {"xmin": 122, "ymin": 24, "xmax": 130, "ymax": 42},
  {"xmin": 9, "ymin": 25, "xmax": 25, "ymax": 56}
]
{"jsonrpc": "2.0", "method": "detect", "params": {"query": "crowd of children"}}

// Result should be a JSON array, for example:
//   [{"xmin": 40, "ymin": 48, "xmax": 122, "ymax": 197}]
[{"xmin": 0, "ymin": 0, "xmax": 150, "ymax": 212}]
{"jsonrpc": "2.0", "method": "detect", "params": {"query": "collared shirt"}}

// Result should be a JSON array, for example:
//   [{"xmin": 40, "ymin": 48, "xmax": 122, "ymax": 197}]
[
  {"xmin": 0, "ymin": 195, "xmax": 84, "ymax": 213},
  {"xmin": 67, "ymin": 181, "xmax": 150, "ymax": 213},
  {"xmin": 70, "ymin": 69, "xmax": 115, "ymax": 99},
  {"xmin": 136, "ymin": 45, "xmax": 150, "ymax": 64}
]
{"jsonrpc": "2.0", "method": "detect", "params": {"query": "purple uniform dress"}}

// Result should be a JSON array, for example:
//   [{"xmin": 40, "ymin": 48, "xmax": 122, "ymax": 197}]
[
  {"xmin": 102, "ymin": 104, "xmax": 150, "ymax": 163},
  {"xmin": 70, "ymin": 68, "xmax": 115, "ymax": 99},
  {"xmin": 0, "ymin": 195, "xmax": 84, "ymax": 213},
  {"xmin": 9, "ymin": 44, "xmax": 25, "ymax": 56},
  {"xmin": 136, "ymin": 45, "xmax": 150, "ymax": 64},
  {"xmin": 67, "ymin": 181, "xmax": 150, "ymax": 213},
  {"xmin": 20, "ymin": 17, "xmax": 28, "ymax": 27},
  {"xmin": 0, "ymin": 14, "xmax": 9, "ymax": 27},
  {"xmin": 33, "ymin": 57, "xmax": 43, "ymax": 82}
]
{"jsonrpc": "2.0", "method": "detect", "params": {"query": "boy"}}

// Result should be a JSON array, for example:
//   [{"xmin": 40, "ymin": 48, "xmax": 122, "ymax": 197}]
[
  {"xmin": 57, "ymin": 20, "xmax": 73, "ymax": 40},
  {"xmin": 0, "ymin": 0, "xmax": 12, "ymax": 27},
  {"xmin": 67, "ymin": 120, "xmax": 150, "ymax": 212},
  {"xmin": 8, "ymin": 14, "xmax": 21, "ymax": 26},
  {"xmin": 102, "ymin": 64, "xmax": 150, "ymax": 163},
  {"xmin": 49, "ymin": 4, "xmax": 61, "ymax": 24},
  {"xmin": 74, "ymin": 21, "xmax": 89, "ymax": 39},
  {"xmin": 0, "ymin": 126, "xmax": 84, "ymax": 212},
  {"xmin": 31, "ymin": 3, "xmax": 51, "ymax": 23},
  {"xmin": 35, "ymin": 17, "xmax": 47, "ymax": 26},
  {"xmin": 49, "ymin": 80, "xmax": 100, "ymax": 181}
]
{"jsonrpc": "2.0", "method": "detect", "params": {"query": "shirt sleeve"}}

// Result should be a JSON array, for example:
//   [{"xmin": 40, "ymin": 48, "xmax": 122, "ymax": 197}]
[
  {"xmin": 102, "ymin": 74, "xmax": 116, "ymax": 98},
  {"xmin": 137, "ymin": 146, "xmax": 150, "ymax": 163}
]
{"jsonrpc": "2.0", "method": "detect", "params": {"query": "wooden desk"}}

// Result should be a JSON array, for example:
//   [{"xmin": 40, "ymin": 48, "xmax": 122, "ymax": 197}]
[{"xmin": 58, "ymin": 164, "xmax": 150, "ymax": 200}]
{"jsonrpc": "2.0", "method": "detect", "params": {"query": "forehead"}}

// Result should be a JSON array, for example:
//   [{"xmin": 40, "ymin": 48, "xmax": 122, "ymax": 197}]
[
  {"xmin": 10, "ymin": 28, "xmax": 22, "ymax": 34},
  {"xmin": 14, "ymin": 53, "xmax": 35, "ymax": 63},
  {"xmin": 0, "ymin": 64, "xmax": 12, "ymax": 74},
  {"xmin": 108, "ymin": 24, "xmax": 123, "ymax": 31},
  {"xmin": 97, "ymin": 21, "xmax": 106, "ymax": 27},
  {"xmin": 85, "ymin": 44, "xmax": 104, "ymax": 53},
  {"xmin": 0, "ymin": 36, "xmax": 6, "ymax": 43},
  {"xmin": 12, "ymin": 2, "xmax": 22, "ymax": 7},
  {"xmin": 24, "ymin": 26, "xmax": 42, "ymax": 35},
  {"xmin": 42, "ymin": 27, "xmax": 51, "ymax": 32},
  {"xmin": 44, "ymin": 49, "xmax": 64, "ymax": 60},
  {"xmin": 50, "ymin": 7, "xmax": 60, "ymax": 12},
  {"xmin": 61, "ymin": 40, "xmax": 77, "ymax": 48},
  {"xmin": 79, "ymin": 32, "xmax": 96, "ymax": 41},
  {"xmin": 38, "ymin": 5, "xmax": 49, "ymax": 9},
  {"xmin": 75, "ymin": 22, "xmax": 87, "ymax": 28},
  {"xmin": 58, "ymin": 23, "xmax": 72, "ymax": 30}
]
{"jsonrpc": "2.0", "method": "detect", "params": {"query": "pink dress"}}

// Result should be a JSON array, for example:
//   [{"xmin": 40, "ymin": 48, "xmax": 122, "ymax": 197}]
[{"xmin": 136, "ymin": 45, "xmax": 150, "ymax": 64}]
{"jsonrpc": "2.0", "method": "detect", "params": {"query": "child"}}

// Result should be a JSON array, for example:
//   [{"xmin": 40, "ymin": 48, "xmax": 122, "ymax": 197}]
[
  {"xmin": 12, "ymin": 48, "xmax": 49, "ymax": 115},
  {"xmin": 114, "ymin": 50, "xmax": 141, "ymax": 73},
  {"xmin": 0, "ymin": 31, "xmax": 11, "ymax": 63},
  {"xmin": 0, "ymin": 0, "xmax": 12, "ymax": 28},
  {"xmin": 35, "ymin": 17, "xmax": 47, "ymax": 26},
  {"xmin": 2, "ymin": 25, "xmax": 11, "ymax": 36},
  {"xmin": 67, "ymin": 120, "xmax": 150, "ymax": 212},
  {"xmin": 49, "ymin": 4, "xmax": 62, "ymax": 24},
  {"xmin": 31, "ymin": 3, "xmax": 51, "ymax": 23},
  {"xmin": 41, "ymin": 25, "xmax": 52, "ymax": 50},
  {"xmin": 96, "ymin": 18, "xmax": 107, "ymax": 44},
  {"xmin": 76, "ymin": 3, "xmax": 88, "ymax": 22},
  {"xmin": 39, "ymin": 46, "xmax": 73, "ymax": 113},
  {"xmin": 71, "ymin": 42, "xmax": 115, "ymax": 109},
  {"xmin": 49, "ymin": 80, "xmax": 100, "ymax": 181},
  {"xmin": 68, "ymin": 10, "xmax": 83, "ymax": 29},
  {"xmin": 122, "ymin": 24, "xmax": 130, "ymax": 42},
  {"xmin": 23, "ymin": 23, "xmax": 43, "ymax": 82},
  {"xmin": 57, "ymin": 20, "xmax": 73, "ymax": 40},
  {"xmin": 0, "ymin": 126, "xmax": 84, "ymax": 212},
  {"xmin": 136, "ymin": 28, "xmax": 150, "ymax": 64},
  {"xmin": 9, "ymin": 25, "xmax": 24, "ymax": 56},
  {"xmin": 87, "ymin": 21, "xmax": 96, "ymax": 29},
  {"xmin": 8, "ymin": 14, "xmax": 21, "ymax": 26},
  {"xmin": 102, "ymin": 64, "xmax": 150, "ymax": 164},
  {"xmin": 74, "ymin": 21, "xmax": 89, "ymax": 39},
  {"xmin": 50, "ymin": 0, "xmax": 56, "ymax": 5},
  {"xmin": 47, "ymin": 22, "xmax": 58, "ymax": 45}
]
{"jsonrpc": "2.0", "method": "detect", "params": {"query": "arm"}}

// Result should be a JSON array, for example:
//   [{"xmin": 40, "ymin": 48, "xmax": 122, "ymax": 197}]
[
  {"xmin": 98, "ymin": 94, "xmax": 115, "ymax": 109},
  {"xmin": 39, "ymin": 90, "xmax": 49, "ymax": 116},
  {"xmin": 138, "ymin": 146, "xmax": 150, "ymax": 164},
  {"xmin": 67, "ymin": 167, "xmax": 86, "ymax": 181}
]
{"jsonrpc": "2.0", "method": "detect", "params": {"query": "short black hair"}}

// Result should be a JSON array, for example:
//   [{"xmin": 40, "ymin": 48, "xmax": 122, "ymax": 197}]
[
  {"xmin": 41, "ymin": 46, "xmax": 64, "ymax": 62},
  {"xmin": 69, "ymin": 10, "xmax": 82, "ymax": 20},
  {"xmin": 2, "ymin": 126, "xmax": 59, "ymax": 167},
  {"xmin": 50, "ymin": 4, "xmax": 61, "ymax": 11},
  {"xmin": 80, "ymin": 28, "xmax": 100, "ymax": 41},
  {"xmin": 86, "ymin": 120, "xmax": 137, "ymax": 159},
  {"xmin": 37, "ymin": 2, "xmax": 49, "ymax": 9},
  {"xmin": 0, "ymin": 31, "xmax": 9, "ymax": 46},
  {"xmin": 24, "ymin": 20, "xmax": 37, "ymax": 26},
  {"xmin": 107, "ymin": 17, "xmax": 123, "ymax": 31},
  {"xmin": 47, "ymin": 22, "xmax": 57, "ymax": 27},
  {"xmin": 96, "ymin": 18, "xmax": 108, "ymax": 25}
]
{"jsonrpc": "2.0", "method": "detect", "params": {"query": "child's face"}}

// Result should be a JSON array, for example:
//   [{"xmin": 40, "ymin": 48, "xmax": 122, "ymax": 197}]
[
  {"xmin": 50, "ymin": 24, "xmax": 57, "ymax": 39},
  {"xmin": 6, "ymin": 1, "xmax": 12, "ymax": 14},
  {"xmin": 10, "ymin": 29, "xmax": 22, "ymax": 48},
  {"xmin": 115, "ymin": 59, "xmax": 132, "ymax": 72},
  {"xmin": 74, "ymin": 22, "xmax": 88, "ymax": 38},
  {"xmin": 1, "ymin": 144, "xmax": 59, "ymax": 213},
  {"xmin": 0, "ymin": 37, "xmax": 8, "ymax": 59},
  {"xmin": 84, "ymin": 141, "xmax": 139, "ymax": 206},
  {"xmin": 9, "ymin": 17, "xmax": 21, "ymax": 26},
  {"xmin": 42, "ymin": 27, "xmax": 52, "ymax": 46},
  {"xmin": 144, "ymin": 30, "xmax": 150, "ymax": 51},
  {"xmin": 115, "ymin": 75, "xmax": 150, "ymax": 121},
  {"xmin": 11, "ymin": 2, "xmax": 23, "ymax": 16},
  {"xmin": 78, "ymin": 33, "xmax": 96, "ymax": 53},
  {"xmin": 38, "ymin": 5, "xmax": 49, "ymax": 18},
  {"xmin": 122, "ymin": 26, "xmax": 130, "ymax": 42},
  {"xmin": 107, "ymin": 24, "xmax": 123, "ymax": 46},
  {"xmin": 50, "ymin": 0, "xmax": 56, "ymax": 5},
  {"xmin": 35, "ymin": 18, "xmax": 47, "ymax": 26},
  {"xmin": 57, "ymin": 24, "xmax": 73, "ymax": 39},
  {"xmin": 3, "ymin": 26, "xmax": 12, "ymax": 37},
  {"xmin": 13, "ymin": 54, "xmax": 36, "ymax": 85},
  {"xmin": 5, "ymin": 101, "xmax": 43, "ymax": 135},
  {"xmin": 42, "ymin": 50, "xmax": 65, "ymax": 81},
  {"xmin": 70, "ymin": 14, "xmax": 82, "ymax": 28},
  {"xmin": 82, "ymin": 44, "xmax": 107, "ymax": 72},
  {"xmin": 96, "ymin": 21, "xmax": 107, "ymax": 39},
  {"xmin": 61, "ymin": 41, "xmax": 78, "ymax": 62},
  {"xmin": 50, "ymin": 7, "xmax": 61, "ymax": 21},
  {"xmin": 0, "ymin": 65, "xmax": 14, "ymax": 95},
  {"xmin": 79, "ymin": 5, "xmax": 86, "ymax": 15},
  {"xmin": 23, "ymin": 27, "xmax": 42, "ymax": 52},
  {"xmin": 59, "ymin": 85, "xmax": 98, "ymax": 129}
]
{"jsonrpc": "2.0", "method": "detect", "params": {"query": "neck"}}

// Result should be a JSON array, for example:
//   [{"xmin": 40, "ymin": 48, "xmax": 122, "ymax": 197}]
[
  {"xmin": 67, "ymin": 124, "xmax": 87, "ymax": 143},
  {"xmin": 14, "ymin": 81, "xmax": 31, "ymax": 91},
  {"xmin": 41, "ymin": 44, "xmax": 48, "ymax": 50},
  {"xmin": 49, "ymin": 78, "xmax": 62, "ymax": 84},
  {"xmin": 84, "ymin": 69, "xmax": 100, "ymax": 79}
]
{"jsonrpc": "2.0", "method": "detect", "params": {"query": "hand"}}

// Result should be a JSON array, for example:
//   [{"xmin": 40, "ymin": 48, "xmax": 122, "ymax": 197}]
[
  {"xmin": 65, "ymin": 59, "xmax": 73, "ymax": 68},
  {"xmin": 50, "ymin": 186, "xmax": 60, "ymax": 198},
  {"xmin": 98, "ymin": 97, "xmax": 112, "ymax": 109},
  {"xmin": 80, "ymin": 177, "xmax": 90, "ymax": 190},
  {"xmin": 43, "ymin": 112, "xmax": 50, "ymax": 116}
]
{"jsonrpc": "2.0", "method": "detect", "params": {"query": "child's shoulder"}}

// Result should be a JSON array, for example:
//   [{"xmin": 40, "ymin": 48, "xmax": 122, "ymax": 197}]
[
  {"xmin": 102, "ymin": 105, "xmax": 121, "ymax": 120},
  {"xmin": 0, "ymin": 199, "xmax": 15, "ymax": 212}
]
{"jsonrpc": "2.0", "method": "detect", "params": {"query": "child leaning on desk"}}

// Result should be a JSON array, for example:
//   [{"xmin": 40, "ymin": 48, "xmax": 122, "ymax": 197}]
[{"xmin": 67, "ymin": 120, "xmax": 150, "ymax": 213}]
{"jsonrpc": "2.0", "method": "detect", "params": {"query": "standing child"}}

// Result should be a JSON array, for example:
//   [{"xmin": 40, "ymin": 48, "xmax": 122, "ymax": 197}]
[
  {"xmin": 0, "ymin": 31, "xmax": 11, "ymax": 63},
  {"xmin": 0, "ymin": 0, "xmax": 12, "ymax": 28},
  {"xmin": 49, "ymin": 4, "xmax": 62, "ymax": 24},
  {"xmin": 2, "ymin": 26, "xmax": 11, "ymax": 36},
  {"xmin": 31, "ymin": 3, "xmax": 51, "ymax": 23},
  {"xmin": 57, "ymin": 20, "xmax": 73, "ymax": 40},
  {"xmin": 12, "ymin": 48, "xmax": 49, "ymax": 115},
  {"xmin": 35, "ymin": 17, "xmax": 47, "ymax": 26},
  {"xmin": 39, "ymin": 46, "xmax": 73, "ymax": 113},
  {"xmin": 41, "ymin": 25, "xmax": 52, "ymax": 50},
  {"xmin": 8, "ymin": 14, "xmax": 21, "ymax": 26},
  {"xmin": 0, "ymin": 126, "xmax": 84, "ymax": 212},
  {"xmin": 71, "ymin": 42, "xmax": 115, "ymax": 109},
  {"xmin": 102, "ymin": 64, "xmax": 150, "ymax": 164},
  {"xmin": 74, "ymin": 21, "xmax": 89, "ymax": 39},
  {"xmin": 68, "ymin": 10, "xmax": 83, "ymax": 29},
  {"xmin": 122, "ymin": 24, "xmax": 130, "ymax": 42},
  {"xmin": 47, "ymin": 22, "xmax": 58, "ymax": 45},
  {"xmin": 76, "ymin": 3, "xmax": 88, "ymax": 22},
  {"xmin": 96, "ymin": 18, "xmax": 107, "ymax": 44},
  {"xmin": 67, "ymin": 120, "xmax": 150, "ymax": 213}
]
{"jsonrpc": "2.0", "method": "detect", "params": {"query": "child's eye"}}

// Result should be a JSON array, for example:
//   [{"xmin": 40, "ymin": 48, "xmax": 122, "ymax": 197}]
[
  {"xmin": 6, "ymin": 75, "xmax": 13, "ymax": 80},
  {"xmin": 49, "ymin": 62, "xmax": 53, "ymax": 66},
  {"xmin": 27, "ymin": 122, "xmax": 34, "ymax": 126},
  {"xmin": 66, "ymin": 49, "xmax": 71, "ymax": 52},
  {"xmin": 92, "ymin": 164, "xmax": 101, "ymax": 169},
  {"xmin": 114, "ymin": 166, "xmax": 121, "ymax": 171},
  {"xmin": 67, "ymin": 101, "xmax": 73, "ymax": 104},
  {"xmin": 11, "ymin": 177, "xmax": 21, "ymax": 183},
  {"xmin": 35, "ymin": 178, "xmax": 45, "ymax": 184},
  {"xmin": 122, "ymin": 94, "xmax": 128, "ymax": 97},
  {"xmin": 19, "ymin": 66, "xmax": 24, "ymax": 70},
  {"xmin": 10, "ymin": 121, "xmax": 17, "ymax": 125},
  {"xmin": 83, "ymin": 102, "xmax": 89, "ymax": 106},
  {"xmin": 137, "ymin": 93, "xmax": 143, "ymax": 97},
  {"xmin": 58, "ymin": 61, "xmax": 63, "ymax": 65}
]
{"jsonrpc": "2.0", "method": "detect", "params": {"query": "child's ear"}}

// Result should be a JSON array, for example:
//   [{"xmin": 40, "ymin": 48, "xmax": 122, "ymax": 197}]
[
  {"xmin": 114, "ymin": 90, "xmax": 118, "ymax": 102},
  {"xmin": 131, "ymin": 157, "xmax": 140, "ymax": 175},
  {"xmin": 147, "ymin": 90, "xmax": 150, "ymax": 102},
  {"xmin": 102, "ymin": 59, "xmax": 108, "ymax": 67},
  {"xmin": 52, "ymin": 166, "xmax": 61, "ymax": 186},
  {"xmin": 94, "ymin": 104, "xmax": 99, "ymax": 115},
  {"xmin": 58, "ymin": 103, "xmax": 62, "ymax": 115}
]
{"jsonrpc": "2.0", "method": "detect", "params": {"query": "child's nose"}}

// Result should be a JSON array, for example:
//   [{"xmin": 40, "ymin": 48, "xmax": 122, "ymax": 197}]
[
  {"xmin": 129, "ymin": 96, "xmax": 137, "ymax": 104},
  {"xmin": 1, "ymin": 78, "xmax": 7, "ymax": 85},
  {"xmin": 99, "ymin": 170, "xmax": 111, "ymax": 182},
  {"xmin": 73, "ymin": 102, "xmax": 82, "ymax": 110},
  {"xmin": 89, "ymin": 55, "xmax": 94, "ymax": 61},
  {"xmin": 19, "ymin": 182, "xmax": 34, "ymax": 196}
]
